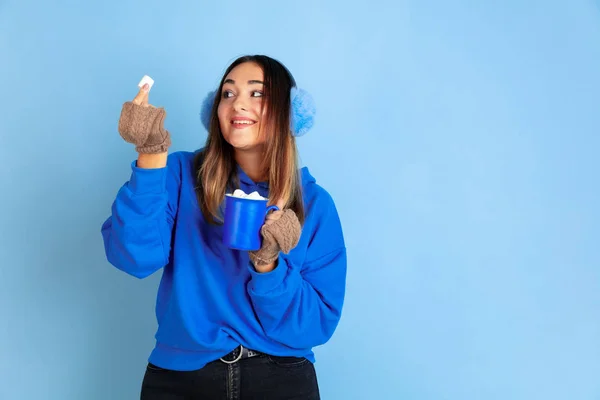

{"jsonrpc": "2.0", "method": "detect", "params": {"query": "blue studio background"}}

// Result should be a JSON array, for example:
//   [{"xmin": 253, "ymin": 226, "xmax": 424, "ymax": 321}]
[{"xmin": 1, "ymin": 1, "xmax": 599, "ymax": 399}]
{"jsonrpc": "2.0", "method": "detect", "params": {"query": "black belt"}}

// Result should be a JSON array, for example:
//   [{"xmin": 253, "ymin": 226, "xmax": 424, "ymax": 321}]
[{"xmin": 219, "ymin": 345, "xmax": 263, "ymax": 364}]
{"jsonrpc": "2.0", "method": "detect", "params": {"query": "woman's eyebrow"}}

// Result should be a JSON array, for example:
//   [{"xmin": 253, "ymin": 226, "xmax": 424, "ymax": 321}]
[{"xmin": 224, "ymin": 79, "xmax": 264, "ymax": 85}]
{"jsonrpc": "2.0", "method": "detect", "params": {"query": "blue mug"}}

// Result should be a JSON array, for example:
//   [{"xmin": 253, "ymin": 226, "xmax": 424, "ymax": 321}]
[{"xmin": 223, "ymin": 194, "xmax": 279, "ymax": 251}]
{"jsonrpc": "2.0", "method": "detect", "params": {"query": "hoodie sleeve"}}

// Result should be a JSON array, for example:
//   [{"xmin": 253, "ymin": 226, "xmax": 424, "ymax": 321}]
[
  {"xmin": 100, "ymin": 153, "xmax": 182, "ymax": 279},
  {"xmin": 247, "ymin": 190, "xmax": 347, "ymax": 350}
]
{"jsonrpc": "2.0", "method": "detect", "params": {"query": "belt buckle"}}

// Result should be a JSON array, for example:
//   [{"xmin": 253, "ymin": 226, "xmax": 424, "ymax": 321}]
[{"xmin": 220, "ymin": 345, "xmax": 244, "ymax": 364}]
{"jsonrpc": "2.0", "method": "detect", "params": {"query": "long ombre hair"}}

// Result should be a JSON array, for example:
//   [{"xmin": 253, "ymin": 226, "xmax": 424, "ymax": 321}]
[{"xmin": 194, "ymin": 55, "xmax": 305, "ymax": 225}]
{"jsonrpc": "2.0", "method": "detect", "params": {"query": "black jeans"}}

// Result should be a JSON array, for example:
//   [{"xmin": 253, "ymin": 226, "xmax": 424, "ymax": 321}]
[{"xmin": 140, "ymin": 354, "xmax": 320, "ymax": 400}]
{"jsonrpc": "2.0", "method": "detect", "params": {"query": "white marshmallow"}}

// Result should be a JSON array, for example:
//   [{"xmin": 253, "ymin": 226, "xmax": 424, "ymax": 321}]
[
  {"xmin": 232, "ymin": 189, "xmax": 247, "ymax": 198},
  {"xmin": 138, "ymin": 75, "xmax": 154, "ymax": 90},
  {"xmin": 246, "ymin": 191, "xmax": 265, "ymax": 200},
  {"xmin": 229, "ymin": 189, "xmax": 266, "ymax": 200}
]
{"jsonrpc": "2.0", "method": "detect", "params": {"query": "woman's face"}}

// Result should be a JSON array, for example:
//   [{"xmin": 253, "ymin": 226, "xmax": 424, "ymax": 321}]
[{"xmin": 218, "ymin": 62, "xmax": 267, "ymax": 150}]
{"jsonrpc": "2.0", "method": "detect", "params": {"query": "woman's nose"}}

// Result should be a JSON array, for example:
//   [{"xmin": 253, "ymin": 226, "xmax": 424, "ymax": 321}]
[{"xmin": 232, "ymin": 96, "xmax": 248, "ymax": 112}]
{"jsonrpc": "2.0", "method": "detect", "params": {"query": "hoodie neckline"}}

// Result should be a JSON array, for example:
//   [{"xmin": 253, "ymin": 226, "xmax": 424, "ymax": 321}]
[
  {"xmin": 235, "ymin": 164, "xmax": 315, "ymax": 190},
  {"xmin": 236, "ymin": 165, "xmax": 269, "ymax": 190}
]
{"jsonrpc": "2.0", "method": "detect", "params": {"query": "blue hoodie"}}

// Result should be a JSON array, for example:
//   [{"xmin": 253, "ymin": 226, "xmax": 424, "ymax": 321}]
[{"xmin": 100, "ymin": 150, "xmax": 347, "ymax": 371}]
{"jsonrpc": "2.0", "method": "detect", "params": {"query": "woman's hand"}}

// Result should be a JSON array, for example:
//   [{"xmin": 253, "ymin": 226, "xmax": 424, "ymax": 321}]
[
  {"xmin": 118, "ymin": 83, "xmax": 171, "ymax": 159},
  {"xmin": 249, "ymin": 200, "xmax": 301, "ymax": 273}
]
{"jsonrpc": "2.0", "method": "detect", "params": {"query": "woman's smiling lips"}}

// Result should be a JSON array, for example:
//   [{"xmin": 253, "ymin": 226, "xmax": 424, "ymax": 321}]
[{"xmin": 231, "ymin": 116, "xmax": 257, "ymax": 129}]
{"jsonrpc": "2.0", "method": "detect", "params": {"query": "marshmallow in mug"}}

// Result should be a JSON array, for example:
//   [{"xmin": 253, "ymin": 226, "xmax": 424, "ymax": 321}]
[{"xmin": 230, "ymin": 189, "xmax": 267, "ymax": 200}]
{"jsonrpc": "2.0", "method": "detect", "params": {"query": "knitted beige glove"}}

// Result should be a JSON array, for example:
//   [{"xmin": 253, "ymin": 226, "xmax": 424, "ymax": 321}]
[
  {"xmin": 118, "ymin": 102, "xmax": 171, "ymax": 154},
  {"xmin": 249, "ymin": 209, "xmax": 302, "ymax": 267}
]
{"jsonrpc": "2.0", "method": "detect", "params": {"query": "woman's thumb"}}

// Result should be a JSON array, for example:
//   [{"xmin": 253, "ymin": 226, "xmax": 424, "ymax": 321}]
[{"xmin": 132, "ymin": 84, "xmax": 149, "ymax": 106}]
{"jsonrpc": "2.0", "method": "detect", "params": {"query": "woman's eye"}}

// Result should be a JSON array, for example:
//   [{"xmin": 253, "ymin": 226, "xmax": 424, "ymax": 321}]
[
  {"xmin": 222, "ymin": 91, "xmax": 233, "ymax": 99},
  {"xmin": 251, "ymin": 91, "xmax": 263, "ymax": 98}
]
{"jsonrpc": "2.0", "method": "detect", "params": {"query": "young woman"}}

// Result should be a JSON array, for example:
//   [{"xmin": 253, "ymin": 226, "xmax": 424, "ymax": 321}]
[{"xmin": 101, "ymin": 55, "xmax": 347, "ymax": 399}]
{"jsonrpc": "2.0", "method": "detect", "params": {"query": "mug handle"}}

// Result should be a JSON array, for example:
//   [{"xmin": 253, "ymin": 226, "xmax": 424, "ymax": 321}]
[{"xmin": 265, "ymin": 205, "xmax": 279, "ymax": 215}]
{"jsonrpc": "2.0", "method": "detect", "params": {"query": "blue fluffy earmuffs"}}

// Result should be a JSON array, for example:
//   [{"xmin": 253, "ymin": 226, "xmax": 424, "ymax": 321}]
[{"xmin": 200, "ymin": 86, "xmax": 316, "ymax": 137}]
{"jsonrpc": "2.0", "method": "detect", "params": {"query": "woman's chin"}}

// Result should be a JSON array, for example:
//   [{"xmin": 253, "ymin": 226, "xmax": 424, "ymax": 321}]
[{"xmin": 225, "ymin": 133, "xmax": 265, "ymax": 151}]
